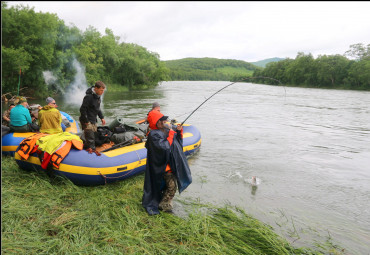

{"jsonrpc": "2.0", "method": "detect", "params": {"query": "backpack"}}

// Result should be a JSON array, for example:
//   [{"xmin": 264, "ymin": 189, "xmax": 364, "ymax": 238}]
[{"xmin": 95, "ymin": 126, "xmax": 113, "ymax": 146}]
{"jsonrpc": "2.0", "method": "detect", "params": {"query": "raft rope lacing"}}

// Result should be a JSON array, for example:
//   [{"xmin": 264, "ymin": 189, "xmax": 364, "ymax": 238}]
[{"xmin": 98, "ymin": 149, "xmax": 143, "ymax": 184}]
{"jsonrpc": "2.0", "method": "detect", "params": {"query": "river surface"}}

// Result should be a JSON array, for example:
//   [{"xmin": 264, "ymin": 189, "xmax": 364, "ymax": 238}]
[{"xmin": 3, "ymin": 81, "xmax": 370, "ymax": 254}]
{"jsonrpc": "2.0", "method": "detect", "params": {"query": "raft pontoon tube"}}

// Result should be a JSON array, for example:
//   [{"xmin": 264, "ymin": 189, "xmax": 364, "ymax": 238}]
[{"xmin": 14, "ymin": 124, "xmax": 201, "ymax": 186}]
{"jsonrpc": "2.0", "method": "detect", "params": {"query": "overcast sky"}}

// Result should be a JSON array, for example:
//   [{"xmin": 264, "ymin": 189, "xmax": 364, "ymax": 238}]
[{"xmin": 6, "ymin": 1, "xmax": 370, "ymax": 62}]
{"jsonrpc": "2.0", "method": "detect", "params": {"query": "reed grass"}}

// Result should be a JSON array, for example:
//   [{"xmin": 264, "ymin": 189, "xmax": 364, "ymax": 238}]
[{"xmin": 2, "ymin": 156, "xmax": 342, "ymax": 254}]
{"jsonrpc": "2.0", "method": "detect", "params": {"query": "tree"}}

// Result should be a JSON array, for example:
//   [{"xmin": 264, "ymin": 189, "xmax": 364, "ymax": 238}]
[
  {"xmin": 2, "ymin": 3, "xmax": 63, "ymax": 97},
  {"xmin": 316, "ymin": 55, "xmax": 349, "ymax": 87},
  {"xmin": 345, "ymin": 43, "xmax": 370, "ymax": 60},
  {"xmin": 346, "ymin": 58, "xmax": 370, "ymax": 89}
]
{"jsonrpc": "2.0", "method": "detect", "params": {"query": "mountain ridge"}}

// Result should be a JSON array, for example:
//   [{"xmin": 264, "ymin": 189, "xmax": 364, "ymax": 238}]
[{"xmin": 250, "ymin": 57, "xmax": 285, "ymax": 68}]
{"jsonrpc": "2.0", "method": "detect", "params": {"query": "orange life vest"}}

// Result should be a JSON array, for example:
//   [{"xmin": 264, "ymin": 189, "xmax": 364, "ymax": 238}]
[
  {"xmin": 49, "ymin": 139, "xmax": 83, "ymax": 169},
  {"xmin": 17, "ymin": 133, "xmax": 50, "ymax": 160}
]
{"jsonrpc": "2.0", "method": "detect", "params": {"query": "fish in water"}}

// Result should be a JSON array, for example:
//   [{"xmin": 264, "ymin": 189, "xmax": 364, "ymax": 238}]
[
  {"xmin": 245, "ymin": 176, "xmax": 259, "ymax": 186},
  {"xmin": 251, "ymin": 176, "xmax": 257, "ymax": 185}
]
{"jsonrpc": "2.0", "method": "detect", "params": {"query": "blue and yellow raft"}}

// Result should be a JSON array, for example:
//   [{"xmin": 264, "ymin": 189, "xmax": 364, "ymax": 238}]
[{"xmin": 12, "ymin": 124, "xmax": 201, "ymax": 186}]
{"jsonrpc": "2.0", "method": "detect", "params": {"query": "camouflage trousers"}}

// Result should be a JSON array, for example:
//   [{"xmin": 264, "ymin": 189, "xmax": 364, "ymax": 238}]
[
  {"xmin": 80, "ymin": 120, "xmax": 98, "ymax": 150},
  {"xmin": 159, "ymin": 172, "xmax": 177, "ymax": 212}
]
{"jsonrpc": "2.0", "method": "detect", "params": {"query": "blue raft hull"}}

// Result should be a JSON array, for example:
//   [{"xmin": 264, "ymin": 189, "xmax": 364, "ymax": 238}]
[{"xmin": 13, "ymin": 124, "xmax": 201, "ymax": 186}]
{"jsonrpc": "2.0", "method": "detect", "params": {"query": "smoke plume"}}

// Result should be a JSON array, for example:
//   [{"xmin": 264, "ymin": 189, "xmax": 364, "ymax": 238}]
[
  {"xmin": 42, "ymin": 70, "xmax": 64, "ymax": 93},
  {"xmin": 63, "ymin": 58, "xmax": 89, "ymax": 106}
]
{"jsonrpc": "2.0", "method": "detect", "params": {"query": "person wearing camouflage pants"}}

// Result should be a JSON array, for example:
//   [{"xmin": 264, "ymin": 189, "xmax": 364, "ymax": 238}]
[
  {"xmin": 142, "ymin": 110, "xmax": 192, "ymax": 216},
  {"xmin": 159, "ymin": 172, "xmax": 178, "ymax": 212}
]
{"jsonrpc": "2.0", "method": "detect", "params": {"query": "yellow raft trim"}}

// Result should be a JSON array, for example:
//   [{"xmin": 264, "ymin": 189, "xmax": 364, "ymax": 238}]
[
  {"xmin": 15, "ymin": 152, "xmax": 146, "ymax": 176},
  {"xmin": 2, "ymin": 146, "xmax": 19, "ymax": 152},
  {"xmin": 13, "ymin": 132, "xmax": 34, "ymax": 138}
]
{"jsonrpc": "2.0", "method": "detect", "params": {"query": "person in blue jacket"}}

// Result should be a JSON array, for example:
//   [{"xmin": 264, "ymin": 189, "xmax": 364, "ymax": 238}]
[
  {"xmin": 9, "ymin": 97, "xmax": 33, "ymax": 132},
  {"xmin": 142, "ymin": 110, "xmax": 192, "ymax": 215}
]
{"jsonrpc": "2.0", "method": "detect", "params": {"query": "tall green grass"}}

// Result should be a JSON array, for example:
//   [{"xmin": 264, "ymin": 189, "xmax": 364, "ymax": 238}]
[{"xmin": 2, "ymin": 156, "xmax": 342, "ymax": 254}]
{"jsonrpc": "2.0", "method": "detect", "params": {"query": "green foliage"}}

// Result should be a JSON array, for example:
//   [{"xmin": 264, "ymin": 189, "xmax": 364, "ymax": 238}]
[
  {"xmin": 252, "ymin": 45, "xmax": 370, "ymax": 90},
  {"xmin": 1, "ymin": 4, "xmax": 169, "ymax": 99},
  {"xmin": 2, "ymin": 4, "xmax": 61, "ymax": 97},
  {"xmin": 164, "ymin": 58, "xmax": 258, "ymax": 81},
  {"xmin": 344, "ymin": 43, "xmax": 370, "ymax": 60}
]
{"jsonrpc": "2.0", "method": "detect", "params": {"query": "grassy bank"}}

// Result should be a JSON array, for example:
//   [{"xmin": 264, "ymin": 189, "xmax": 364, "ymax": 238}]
[{"xmin": 2, "ymin": 156, "xmax": 341, "ymax": 254}]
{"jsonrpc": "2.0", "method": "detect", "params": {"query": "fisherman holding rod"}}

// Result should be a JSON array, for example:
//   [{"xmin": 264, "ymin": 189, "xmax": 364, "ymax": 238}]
[{"xmin": 142, "ymin": 110, "xmax": 192, "ymax": 215}]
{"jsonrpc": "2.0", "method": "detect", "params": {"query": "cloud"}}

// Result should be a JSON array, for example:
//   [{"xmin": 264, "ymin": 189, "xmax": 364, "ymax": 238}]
[{"xmin": 7, "ymin": 1, "xmax": 370, "ymax": 62}]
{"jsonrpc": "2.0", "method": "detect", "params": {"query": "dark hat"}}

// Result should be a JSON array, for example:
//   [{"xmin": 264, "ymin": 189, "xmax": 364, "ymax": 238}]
[
  {"xmin": 46, "ymin": 97, "xmax": 55, "ymax": 104},
  {"xmin": 159, "ymin": 115, "xmax": 168, "ymax": 121},
  {"xmin": 152, "ymin": 102, "xmax": 160, "ymax": 108}
]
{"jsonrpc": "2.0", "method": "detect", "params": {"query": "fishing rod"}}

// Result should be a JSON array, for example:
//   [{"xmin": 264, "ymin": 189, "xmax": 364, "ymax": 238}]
[{"xmin": 180, "ymin": 76, "xmax": 284, "ymax": 126}]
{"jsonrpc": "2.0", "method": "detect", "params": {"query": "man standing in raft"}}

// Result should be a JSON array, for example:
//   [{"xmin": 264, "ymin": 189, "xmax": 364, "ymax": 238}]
[
  {"xmin": 142, "ymin": 110, "xmax": 192, "ymax": 215},
  {"xmin": 79, "ymin": 81, "xmax": 106, "ymax": 156}
]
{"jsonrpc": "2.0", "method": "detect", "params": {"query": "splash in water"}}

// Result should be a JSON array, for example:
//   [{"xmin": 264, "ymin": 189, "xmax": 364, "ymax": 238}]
[{"xmin": 225, "ymin": 170, "xmax": 243, "ymax": 179}]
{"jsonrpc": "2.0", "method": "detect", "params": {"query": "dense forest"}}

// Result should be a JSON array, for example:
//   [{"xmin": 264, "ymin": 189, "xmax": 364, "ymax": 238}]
[
  {"xmin": 250, "ymin": 45, "xmax": 370, "ymax": 90},
  {"xmin": 1, "ymin": 2, "xmax": 169, "ymax": 98},
  {"xmin": 164, "ymin": 58, "xmax": 257, "ymax": 81}
]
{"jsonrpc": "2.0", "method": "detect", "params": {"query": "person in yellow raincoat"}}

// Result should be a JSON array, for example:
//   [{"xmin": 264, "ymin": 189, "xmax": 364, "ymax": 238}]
[{"xmin": 38, "ymin": 97, "xmax": 64, "ymax": 134}]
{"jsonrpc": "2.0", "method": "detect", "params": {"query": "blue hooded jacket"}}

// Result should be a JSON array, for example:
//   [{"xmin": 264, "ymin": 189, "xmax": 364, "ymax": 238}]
[{"xmin": 10, "ymin": 104, "xmax": 32, "ymax": 127}]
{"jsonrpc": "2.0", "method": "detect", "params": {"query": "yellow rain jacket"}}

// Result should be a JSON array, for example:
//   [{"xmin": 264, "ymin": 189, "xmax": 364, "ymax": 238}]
[
  {"xmin": 38, "ymin": 105, "xmax": 63, "ymax": 134},
  {"xmin": 36, "ymin": 132, "xmax": 83, "ymax": 155}
]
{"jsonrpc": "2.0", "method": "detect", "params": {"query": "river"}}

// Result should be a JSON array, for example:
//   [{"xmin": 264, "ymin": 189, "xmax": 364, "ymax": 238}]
[{"xmin": 3, "ymin": 81, "xmax": 370, "ymax": 254}]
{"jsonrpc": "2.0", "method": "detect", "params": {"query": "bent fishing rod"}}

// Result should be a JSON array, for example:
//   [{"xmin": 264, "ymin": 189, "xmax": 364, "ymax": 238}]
[{"xmin": 180, "ymin": 76, "xmax": 284, "ymax": 126}]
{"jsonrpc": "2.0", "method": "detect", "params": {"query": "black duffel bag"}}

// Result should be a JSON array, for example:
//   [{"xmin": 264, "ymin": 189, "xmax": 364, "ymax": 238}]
[
  {"xmin": 113, "ymin": 125, "xmax": 126, "ymax": 134},
  {"xmin": 95, "ymin": 126, "xmax": 113, "ymax": 146}
]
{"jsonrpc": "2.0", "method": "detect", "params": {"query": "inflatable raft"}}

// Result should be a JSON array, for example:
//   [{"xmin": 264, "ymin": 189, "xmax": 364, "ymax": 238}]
[
  {"xmin": 2, "ymin": 111, "xmax": 80, "ymax": 156},
  {"xmin": 14, "ymin": 124, "xmax": 201, "ymax": 186}
]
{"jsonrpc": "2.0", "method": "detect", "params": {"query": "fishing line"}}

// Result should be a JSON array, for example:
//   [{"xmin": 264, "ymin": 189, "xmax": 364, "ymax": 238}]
[{"xmin": 180, "ymin": 76, "xmax": 285, "ymax": 126}]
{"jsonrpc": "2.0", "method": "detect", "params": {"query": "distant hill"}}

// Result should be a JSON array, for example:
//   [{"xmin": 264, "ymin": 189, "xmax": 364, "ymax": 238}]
[
  {"xmin": 163, "ymin": 57, "xmax": 259, "ymax": 81},
  {"xmin": 250, "ymin": 57, "xmax": 285, "ymax": 68}
]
